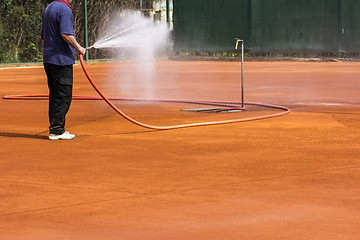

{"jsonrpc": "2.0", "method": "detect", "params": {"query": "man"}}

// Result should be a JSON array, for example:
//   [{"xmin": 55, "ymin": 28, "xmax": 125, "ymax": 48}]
[{"xmin": 42, "ymin": 0, "xmax": 86, "ymax": 140}]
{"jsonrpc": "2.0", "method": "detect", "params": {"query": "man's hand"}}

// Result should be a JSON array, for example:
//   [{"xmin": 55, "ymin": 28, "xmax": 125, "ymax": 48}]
[{"xmin": 78, "ymin": 47, "xmax": 86, "ymax": 56}]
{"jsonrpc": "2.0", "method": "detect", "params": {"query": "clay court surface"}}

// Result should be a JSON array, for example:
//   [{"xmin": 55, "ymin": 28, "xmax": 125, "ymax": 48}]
[{"xmin": 0, "ymin": 60, "xmax": 360, "ymax": 239}]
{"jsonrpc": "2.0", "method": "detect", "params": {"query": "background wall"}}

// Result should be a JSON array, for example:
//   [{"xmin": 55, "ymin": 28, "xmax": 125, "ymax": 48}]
[{"xmin": 173, "ymin": 0, "xmax": 360, "ymax": 55}]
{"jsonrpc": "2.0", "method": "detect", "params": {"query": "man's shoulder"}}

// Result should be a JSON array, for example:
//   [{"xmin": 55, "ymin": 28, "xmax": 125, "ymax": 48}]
[{"xmin": 48, "ymin": 1, "xmax": 72, "ymax": 13}]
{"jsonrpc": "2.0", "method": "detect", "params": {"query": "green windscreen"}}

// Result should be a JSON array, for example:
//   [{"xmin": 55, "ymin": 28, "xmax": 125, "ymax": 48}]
[
  {"xmin": 340, "ymin": 0, "xmax": 360, "ymax": 52},
  {"xmin": 250, "ymin": 0, "xmax": 339, "ymax": 53},
  {"xmin": 173, "ymin": 0, "xmax": 250, "ymax": 51},
  {"xmin": 173, "ymin": 0, "xmax": 360, "ymax": 54}
]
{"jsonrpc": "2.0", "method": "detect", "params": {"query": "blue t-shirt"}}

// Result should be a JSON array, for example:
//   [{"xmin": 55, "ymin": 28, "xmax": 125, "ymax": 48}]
[{"xmin": 41, "ymin": 1, "xmax": 75, "ymax": 66}]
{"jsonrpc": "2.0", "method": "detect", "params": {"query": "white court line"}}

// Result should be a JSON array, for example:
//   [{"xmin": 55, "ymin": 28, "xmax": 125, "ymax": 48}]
[
  {"xmin": 296, "ymin": 102, "xmax": 345, "ymax": 106},
  {"xmin": 0, "ymin": 65, "xmax": 43, "ymax": 70}
]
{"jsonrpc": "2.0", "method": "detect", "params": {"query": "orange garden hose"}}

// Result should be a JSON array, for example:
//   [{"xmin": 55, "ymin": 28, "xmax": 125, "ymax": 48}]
[{"xmin": 3, "ymin": 54, "xmax": 291, "ymax": 130}]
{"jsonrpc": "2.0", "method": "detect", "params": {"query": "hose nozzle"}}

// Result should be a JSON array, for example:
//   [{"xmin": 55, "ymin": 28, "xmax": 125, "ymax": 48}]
[{"xmin": 86, "ymin": 45, "xmax": 95, "ymax": 50}]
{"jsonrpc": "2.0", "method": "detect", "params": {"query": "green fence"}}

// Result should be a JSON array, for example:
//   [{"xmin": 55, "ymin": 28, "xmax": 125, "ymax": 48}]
[
  {"xmin": 340, "ymin": 0, "xmax": 360, "ymax": 53},
  {"xmin": 173, "ymin": 0, "xmax": 360, "ymax": 55},
  {"xmin": 173, "ymin": 0, "xmax": 250, "ymax": 51}
]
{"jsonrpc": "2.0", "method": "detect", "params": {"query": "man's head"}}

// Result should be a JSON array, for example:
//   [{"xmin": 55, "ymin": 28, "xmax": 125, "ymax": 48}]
[{"xmin": 65, "ymin": 0, "xmax": 72, "ymax": 5}]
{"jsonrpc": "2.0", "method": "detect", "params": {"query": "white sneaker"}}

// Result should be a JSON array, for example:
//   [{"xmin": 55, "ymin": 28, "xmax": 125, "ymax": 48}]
[{"xmin": 49, "ymin": 131, "xmax": 75, "ymax": 140}]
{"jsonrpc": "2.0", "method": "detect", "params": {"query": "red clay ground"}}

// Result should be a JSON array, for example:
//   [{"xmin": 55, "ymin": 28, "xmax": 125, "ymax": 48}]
[{"xmin": 0, "ymin": 60, "xmax": 360, "ymax": 240}]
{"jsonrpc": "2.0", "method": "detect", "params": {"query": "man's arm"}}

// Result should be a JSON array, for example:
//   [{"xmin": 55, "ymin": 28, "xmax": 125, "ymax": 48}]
[{"xmin": 61, "ymin": 34, "xmax": 86, "ymax": 55}]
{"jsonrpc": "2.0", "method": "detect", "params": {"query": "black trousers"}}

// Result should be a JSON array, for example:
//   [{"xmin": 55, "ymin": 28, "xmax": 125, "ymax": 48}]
[{"xmin": 44, "ymin": 63, "xmax": 73, "ymax": 135}]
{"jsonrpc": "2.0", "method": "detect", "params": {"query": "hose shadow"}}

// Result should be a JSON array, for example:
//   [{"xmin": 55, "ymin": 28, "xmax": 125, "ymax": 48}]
[{"xmin": 0, "ymin": 132, "xmax": 47, "ymax": 140}]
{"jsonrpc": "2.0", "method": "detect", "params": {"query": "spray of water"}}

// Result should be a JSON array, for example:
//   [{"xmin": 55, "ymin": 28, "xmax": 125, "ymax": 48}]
[
  {"xmin": 94, "ymin": 11, "xmax": 169, "ymax": 50},
  {"xmin": 92, "ymin": 11, "xmax": 170, "ymax": 99}
]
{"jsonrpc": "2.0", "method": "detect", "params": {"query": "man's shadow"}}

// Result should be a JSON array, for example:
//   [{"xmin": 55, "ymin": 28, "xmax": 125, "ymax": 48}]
[{"xmin": 0, "ymin": 132, "xmax": 48, "ymax": 140}]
